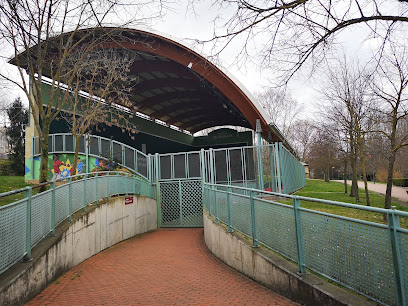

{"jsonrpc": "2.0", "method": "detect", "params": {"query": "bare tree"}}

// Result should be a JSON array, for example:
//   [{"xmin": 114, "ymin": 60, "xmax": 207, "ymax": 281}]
[
  {"xmin": 370, "ymin": 43, "xmax": 408, "ymax": 209},
  {"xmin": 193, "ymin": 0, "xmax": 408, "ymax": 84},
  {"xmin": 0, "ymin": 0, "xmax": 167, "ymax": 186},
  {"xmin": 320, "ymin": 58, "xmax": 373, "ymax": 205},
  {"xmin": 256, "ymin": 87, "xmax": 303, "ymax": 138},
  {"xmin": 58, "ymin": 48, "xmax": 138, "ymax": 175}
]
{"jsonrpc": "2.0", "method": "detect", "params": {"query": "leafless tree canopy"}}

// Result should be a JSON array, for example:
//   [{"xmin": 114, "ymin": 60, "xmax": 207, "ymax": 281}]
[{"xmin": 194, "ymin": 0, "xmax": 408, "ymax": 83}]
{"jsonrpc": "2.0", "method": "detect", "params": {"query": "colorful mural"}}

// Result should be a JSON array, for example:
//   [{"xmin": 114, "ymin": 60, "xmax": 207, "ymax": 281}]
[{"xmin": 25, "ymin": 154, "xmax": 133, "ymax": 181}]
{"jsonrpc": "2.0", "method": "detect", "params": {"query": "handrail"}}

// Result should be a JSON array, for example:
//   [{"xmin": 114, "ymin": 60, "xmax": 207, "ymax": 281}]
[
  {"xmin": 203, "ymin": 182, "xmax": 408, "ymax": 305},
  {"xmin": 0, "ymin": 171, "xmax": 156, "ymax": 275},
  {"xmin": 204, "ymin": 182, "xmax": 408, "ymax": 217}
]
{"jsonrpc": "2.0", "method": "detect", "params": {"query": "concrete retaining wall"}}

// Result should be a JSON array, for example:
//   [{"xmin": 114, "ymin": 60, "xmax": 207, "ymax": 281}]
[
  {"xmin": 0, "ymin": 195, "xmax": 157, "ymax": 305},
  {"xmin": 203, "ymin": 213, "xmax": 374, "ymax": 306}
]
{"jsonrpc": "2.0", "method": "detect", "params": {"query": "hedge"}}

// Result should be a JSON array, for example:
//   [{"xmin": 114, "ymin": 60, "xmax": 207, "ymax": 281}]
[{"xmin": 392, "ymin": 178, "xmax": 408, "ymax": 187}]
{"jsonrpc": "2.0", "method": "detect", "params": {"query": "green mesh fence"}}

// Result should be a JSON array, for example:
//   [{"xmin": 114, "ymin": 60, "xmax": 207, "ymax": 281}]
[
  {"xmin": 204, "ymin": 183, "xmax": 408, "ymax": 305},
  {"xmin": 0, "ymin": 172, "xmax": 155, "ymax": 275}
]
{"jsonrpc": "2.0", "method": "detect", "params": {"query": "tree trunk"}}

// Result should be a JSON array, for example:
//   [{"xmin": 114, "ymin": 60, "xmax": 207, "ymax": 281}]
[
  {"xmin": 343, "ymin": 158, "xmax": 348, "ymax": 194},
  {"xmin": 39, "ymin": 128, "xmax": 50, "ymax": 192},
  {"xmin": 384, "ymin": 151, "xmax": 396, "ymax": 209},
  {"xmin": 350, "ymin": 142, "xmax": 360, "ymax": 202},
  {"xmin": 358, "ymin": 147, "xmax": 370, "ymax": 206}
]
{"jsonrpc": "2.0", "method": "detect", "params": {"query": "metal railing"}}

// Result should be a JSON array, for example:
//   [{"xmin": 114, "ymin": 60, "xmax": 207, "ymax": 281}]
[
  {"xmin": 32, "ymin": 133, "xmax": 150, "ymax": 181},
  {"xmin": 204, "ymin": 183, "xmax": 408, "ymax": 306},
  {"xmin": 0, "ymin": 172, "xmax": 155, "ymax": 275},
  {"xmin": 30, "ymin": 133, "xmax": 306, "ymax": 194}
]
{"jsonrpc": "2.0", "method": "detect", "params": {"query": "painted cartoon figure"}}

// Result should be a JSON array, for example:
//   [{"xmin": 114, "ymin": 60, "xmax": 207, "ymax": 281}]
[{"xmin": 51, "ymin": 155, "xmax": 66, "ymax": 181}]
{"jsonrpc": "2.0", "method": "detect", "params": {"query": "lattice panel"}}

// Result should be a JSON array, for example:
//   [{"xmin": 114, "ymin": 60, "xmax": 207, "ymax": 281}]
[
  {"xmin": 230, "ymin": 193, "xmax": 252, "ymax": 236},
  {"xmin": 188, "ymin": 153, "xmax": 201, "ymax": 178},
  {"xmin": 160, "ymin": 180, "xmax": 203, "ymax": 227},
  {"xmin": 174, "ymin": 154, "xmax": 186, "ymax": 179},
  {"xmin": 301, "ymin": 211, "xmax": 396, "ymax": 305},
  {"xmin": 31, "ymin": 191, "xmax": 52, "ymax": 246},
  {"xmin": 0, "ymin": 201, "xmax": 26, "ymax": 274},
  {"xmin": 160, "ymin": 181, "xmax": 180, "ymax": 226},
  {"xmin": 55, "ymin": 185, "xmax": 69, "ymax": 225},
  {"xmin": 181, "ymin": 181, "xmax": 203, "ymax": 227},
  {"xmin": 254, "ymin": 199, "xmax": 298, "ymax": 261}
]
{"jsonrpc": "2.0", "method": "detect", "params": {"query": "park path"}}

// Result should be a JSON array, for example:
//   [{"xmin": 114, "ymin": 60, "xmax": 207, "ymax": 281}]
[
  {"xmin": 26, "ymin": 228, "xmax": 297, "ymax": 305},
  {"xmin": 334, "ymin": 180, "xmax": 408, "ymax": 202}
]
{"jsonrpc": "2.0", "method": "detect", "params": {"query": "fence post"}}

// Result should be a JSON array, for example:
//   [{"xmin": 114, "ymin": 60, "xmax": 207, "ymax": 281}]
[
  {"xmin": 256, "ymin": 119, "xmax": 264, "ymax": 190},
  {"xmin": 293, "ymin": 196, "xmax": 306, "ymax": 274},
  {"xmin": 388, "ymin": 208, "xmax": 406, "ymax": 306},
  {"xmin": 24, "ymin": 186, "xmax": 32, "ymax": 260},
  {"xmin": 50, "ymin": 181, "xmax": 56, "ymax": 235},
  {"xmin": 83, "ymin": 174, "xmax": 87, "ymax": 211},
  {"xmin": 68, "ymin": 177, "xmax": 72, "ymax": 221},
  {"xmin": 148, "ymin": 154, "xmax": 152, "ymax": 183},
  {"xmin": 179, "ymin": 180, "xmax": 183, "ymax": 226},
  {"xmin": 227, "ymin": 186, "xmax": 232, "ymax": 232},
  {"xmin": 200, "ymin": 149, "xmax": 205, "ymax": 210},
  {"xmin": 250, "ymin": 189, "xmax": 258, "ymax": 247},
  {"xmin": 155, "ymin": 153, "xmax": 161, "ymax": 228}
]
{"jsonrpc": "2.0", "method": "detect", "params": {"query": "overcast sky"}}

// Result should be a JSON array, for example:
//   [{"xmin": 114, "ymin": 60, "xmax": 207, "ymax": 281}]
[{"xmin": 0, "ymin": 0, "xmax": 379, "ymax": 122}]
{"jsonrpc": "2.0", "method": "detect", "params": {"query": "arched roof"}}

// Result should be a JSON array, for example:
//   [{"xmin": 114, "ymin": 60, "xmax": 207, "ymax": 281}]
[{"xmin": 11, "ymin": 27, "xmax": 287, "ymax": 143}]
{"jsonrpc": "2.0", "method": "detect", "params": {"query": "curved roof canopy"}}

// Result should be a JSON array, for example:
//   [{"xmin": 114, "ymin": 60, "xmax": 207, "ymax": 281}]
[{"xmin": 11, "ymin": 27, "xmax": 286, "ymax": 142}]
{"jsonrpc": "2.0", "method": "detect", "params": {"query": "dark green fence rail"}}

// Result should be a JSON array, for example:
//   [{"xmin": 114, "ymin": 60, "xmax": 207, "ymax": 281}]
[{"xmin": 204, "ymin": 183, "xmax": 408, "ymax": 306}]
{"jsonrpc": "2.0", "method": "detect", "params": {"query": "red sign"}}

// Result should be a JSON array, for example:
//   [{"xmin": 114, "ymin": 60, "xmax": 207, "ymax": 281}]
[{"xmin": 125, "ymin": 197, "xmax": 133, "ymax": 205}]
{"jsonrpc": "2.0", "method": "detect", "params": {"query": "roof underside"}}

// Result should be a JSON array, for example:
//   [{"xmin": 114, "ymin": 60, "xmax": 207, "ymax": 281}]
[
  {"xmin": 125, "ymin": 50, "xmax": 251, "ymax": 133},
  {"xmin": 11, "ymin": 27, "xmax": 286, "ymax": 142}
]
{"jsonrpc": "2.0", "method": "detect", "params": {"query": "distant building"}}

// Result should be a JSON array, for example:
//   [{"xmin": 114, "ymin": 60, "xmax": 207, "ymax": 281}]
[
  {"xmin": 0, "ymin": 127, "xmax": 9, "ymax": 158},
  {"xmin": 301, "ymin": 162, "xmax": 309, "ymax": 179}
]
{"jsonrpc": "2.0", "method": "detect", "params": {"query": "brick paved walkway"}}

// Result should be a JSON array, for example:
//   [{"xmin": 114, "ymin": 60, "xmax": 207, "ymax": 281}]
[{"xmin": 27, "ymin": 229, "xmax": 297, "ymax": 305}]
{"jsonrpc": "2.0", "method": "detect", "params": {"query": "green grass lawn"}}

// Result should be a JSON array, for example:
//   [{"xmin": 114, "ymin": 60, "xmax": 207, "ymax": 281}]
[
  {"xmin": 288, "ymin": 179, "xmax": 408, "ymax": 228},
  {"xmin": 0, "ymin": 176, "xmax": 31, "ymax": 206}
]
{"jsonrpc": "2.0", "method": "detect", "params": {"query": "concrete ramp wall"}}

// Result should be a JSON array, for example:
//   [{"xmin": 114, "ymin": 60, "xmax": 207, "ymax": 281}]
[
  {"xmin": 0, "ymin": 195, "xmax": 157, "ymax": 305},
  {"xmin": 203, "ymin": 213, "xmax": 374, "ymax": 306}
]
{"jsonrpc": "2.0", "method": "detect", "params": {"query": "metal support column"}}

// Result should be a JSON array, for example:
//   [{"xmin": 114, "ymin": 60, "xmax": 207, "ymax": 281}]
[{"xmin": 256, "ymin": 119, "xmax": 264, "ymax": 190}]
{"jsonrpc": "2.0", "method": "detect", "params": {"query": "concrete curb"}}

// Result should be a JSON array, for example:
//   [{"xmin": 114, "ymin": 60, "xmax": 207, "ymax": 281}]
[{"xmin": 203, "ymin": 212, "xmax": 376, "ymax": 306}]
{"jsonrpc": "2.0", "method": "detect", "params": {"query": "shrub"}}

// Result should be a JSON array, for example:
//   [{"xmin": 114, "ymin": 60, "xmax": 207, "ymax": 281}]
[{"xmin": 392, "ymin": 178, "xmax": 408, "ymax": 187}]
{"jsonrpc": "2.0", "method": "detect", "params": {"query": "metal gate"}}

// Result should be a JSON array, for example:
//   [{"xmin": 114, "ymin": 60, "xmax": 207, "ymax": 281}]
[{"xmin": 159, "ymin": 180, "xmax": 203, "ymax": 227}]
